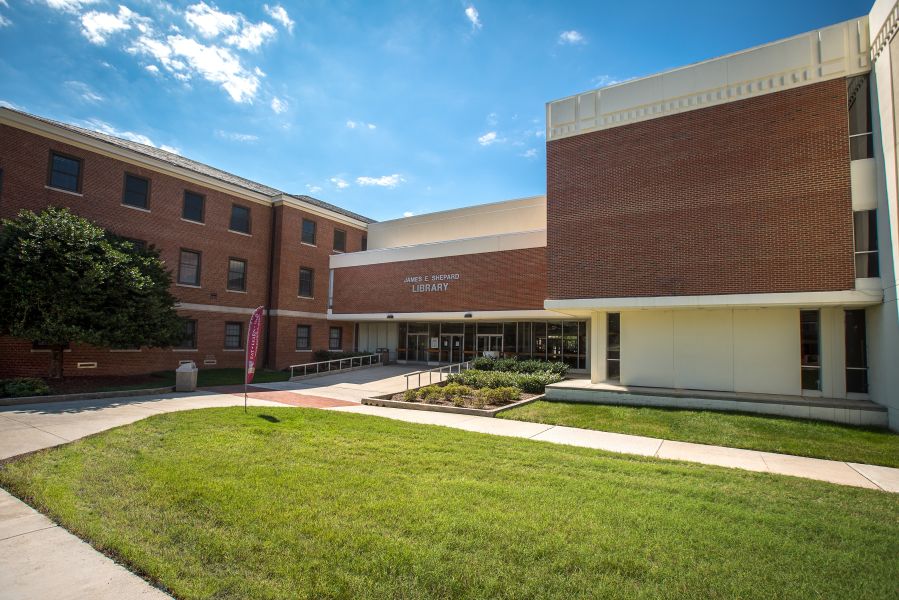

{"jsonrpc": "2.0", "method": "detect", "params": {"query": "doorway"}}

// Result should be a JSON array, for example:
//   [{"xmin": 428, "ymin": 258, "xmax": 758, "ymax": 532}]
[
  {"xmin": 477, "ymin": 334, "xmax": 503, "ymax": 358},
  {"xmin": 407, "ymin": 333, "xmax": 429, "ymax": 362},
  {"xmin": 440, "ymin": 334, "xmax": 464, "ymax": 363}
]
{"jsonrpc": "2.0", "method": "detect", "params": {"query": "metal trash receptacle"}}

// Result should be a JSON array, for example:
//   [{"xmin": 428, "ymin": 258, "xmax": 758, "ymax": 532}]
[{"xmin": 175, "ymin": 361, "xmax": 198, "ymax": 392}]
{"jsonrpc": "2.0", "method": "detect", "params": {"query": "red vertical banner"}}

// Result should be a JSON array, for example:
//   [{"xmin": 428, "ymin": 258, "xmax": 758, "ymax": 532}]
[{"xmin": 245, "ymin": 306, "xmax": 264, "ymax": 385}]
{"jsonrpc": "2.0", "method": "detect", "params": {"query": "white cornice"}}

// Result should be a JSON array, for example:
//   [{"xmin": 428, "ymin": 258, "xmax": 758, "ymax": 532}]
[
  {"xmin": 327, "ymin": 309, "xmax": 568, "ymax": 321},
  {"xmin": 272, "ymin": 195, "xmax": 370, "ymax": 229},
  {"xmin": 547, "ymin": 16, "xmax": 870, "ymax": 141}
]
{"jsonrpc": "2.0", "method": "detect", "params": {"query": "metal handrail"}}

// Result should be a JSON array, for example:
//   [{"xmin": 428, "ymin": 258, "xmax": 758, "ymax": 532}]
[
  {"xmin": 405, "ymin": 361, "xmax": 472, "ymax": 390},
  {"xmin": 289, "ymin": 353, "xmax": 382, "ymax": 379}
]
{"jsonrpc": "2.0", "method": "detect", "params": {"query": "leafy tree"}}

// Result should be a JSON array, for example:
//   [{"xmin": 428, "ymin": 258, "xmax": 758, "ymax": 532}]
[{"xmin": 0, "ymin": 207, "xmax": 185, "ymax": 379}]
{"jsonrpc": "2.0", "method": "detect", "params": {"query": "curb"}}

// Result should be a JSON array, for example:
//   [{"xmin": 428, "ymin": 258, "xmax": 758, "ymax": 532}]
[{"xmin": 0, "ymin": 386, "xmax": 175, "ymax": 407}]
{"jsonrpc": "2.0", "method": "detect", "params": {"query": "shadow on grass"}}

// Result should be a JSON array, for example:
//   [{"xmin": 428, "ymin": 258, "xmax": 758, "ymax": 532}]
[{"xmin": 257, "ymin": 414, "xmax": 281, "ymax": 423}]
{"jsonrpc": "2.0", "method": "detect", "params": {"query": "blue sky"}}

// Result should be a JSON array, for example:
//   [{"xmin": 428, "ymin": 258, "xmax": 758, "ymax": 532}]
[{"xmin": 0, "ymin": 0, "xmax": 871, "ymax": 221}]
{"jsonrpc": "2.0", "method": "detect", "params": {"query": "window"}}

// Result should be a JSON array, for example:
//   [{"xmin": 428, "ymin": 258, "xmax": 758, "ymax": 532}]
[
  {"xmin": 301, "ymin": 218, "xmax": 317, "ymax": 245},
  {"xmin": 122, "ymin": 173, "xmax": 149, "ymax": 209},
  {"xmin": 122, "ymin": 238, "xmax": 147, "ymax": 252},
  {"xmin": 854, "ymin": 210, "xmax": 879, "ymax": 278},
  {"xmin": 227, "ymin": 258, "xmax": 247, "ymax": 291},
  {"xmin": 607, "ymin": 313, "xmax": 621, "ymax": 380},
  {"xmin": 800, "ymin": 310, "xmax": 821, "ymax": 391},
  {"xmin": 848, "ymin": 75, "xmax": 873, "ymax": 160},
  {"xmin": 182, "ymin": 191, "xmax": 205, "ymax": 223},
  {"xmin": 299, "ymin": 267, "xmax": 314, "ymax": 297},
  {"xmin": 333, "ymin": 229, "xmax": 346, "ymax": 252},
  {"xmin": 224, "ymin": 322, "xmax": 243, "ymax": 350},
  {"xmin": 329, "ymin": 326, "xmax": 342, "ymax": 350},
  {"xmin": 229, "ymin": 204, "xmax": 250, "ymax": 234},
  {"xmin": 296, "ymin": 325, "xmax": 311, "ymax": 350},
  {"xmin": 48, "ymin": 152, "xmax": 82, "ymax": 192},
  {"xmin": 178, "ymin": 249, "xmax": 201, "ymax": 286},
  {"xmin": 361, "ymin": 235, "xmax": 367, "ymax": 251},
  {"xmin": 178, "ymin": 319, "xmax": 198, "ymax": 349},
  {"xmin": 845, "ymin": 310, "xmax": 868, "ymax": 394}
]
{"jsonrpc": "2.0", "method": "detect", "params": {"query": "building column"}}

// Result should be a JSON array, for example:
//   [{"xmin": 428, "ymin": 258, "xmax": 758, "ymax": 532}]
[{"xmin": 590, "ymin": 311, "xmax": 607, "ymax": 384}]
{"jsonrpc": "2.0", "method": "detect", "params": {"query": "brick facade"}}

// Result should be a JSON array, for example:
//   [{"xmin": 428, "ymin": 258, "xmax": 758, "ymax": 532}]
[
  {"xmin": 547, "ymin": 78, "xmax": 856, "ymax": 299},
  {"xmin": 0, "ymin": 123, "xmax": 362, "ymax": 377},
  {"xmin": 330, "ymin": 247, "xmax": 547, "ymax": 314}
]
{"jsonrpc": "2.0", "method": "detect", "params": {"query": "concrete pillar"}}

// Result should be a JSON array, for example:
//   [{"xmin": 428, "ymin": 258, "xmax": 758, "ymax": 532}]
[{"xmin": 590, "ymin": 311, "xmax": 607, "ymax": 384}]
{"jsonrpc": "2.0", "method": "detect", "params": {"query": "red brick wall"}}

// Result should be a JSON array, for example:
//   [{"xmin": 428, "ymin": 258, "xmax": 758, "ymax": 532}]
[
  {"xmin": 268, "ymin": 316, "xmax": 354, "ymax": 371},
  {"xmin": 331, "ymin": 247, "xmax": 547, "ymax": 314},
  {"xmin": 547, "ymin": 78, "xmax": 856, "ymax": 299},
  {"xmin": 0, "ymin": 124, "xmax": 364, "ymax": 377}
]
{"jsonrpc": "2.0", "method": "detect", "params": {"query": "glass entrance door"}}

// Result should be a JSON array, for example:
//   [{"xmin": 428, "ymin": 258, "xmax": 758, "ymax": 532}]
[
  {"xmin": 407, "ymin": 333, "xmax": 429, "ymax": 362},
  {"xmin": 477, "ymin": 334, "xmax": 504, "ymax": 358},
  {"xmin": 440, "ymin": 334, "xmax": 463, "ymax": 363}
]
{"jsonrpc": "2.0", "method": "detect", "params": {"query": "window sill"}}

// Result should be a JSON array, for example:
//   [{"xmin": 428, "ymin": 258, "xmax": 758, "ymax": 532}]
[
  {"xmin": 223, "ymin": 348, "xmax": 244, "ymax": 352},
  {"xmin": 30, "ymin": 349, "xmax": 73, "ymax": 353},
  {"xmin": 295, "ymin": 349, "xmax": 312, "ymax": 352},
  {"xmin": 180, "ymin": 218, "xmax": 205, "ymax": 225},
  {"xmin": 301, "ymin": 242, "xmax": 317, "ymax": 248},
  {"xmin": 109, "ymin": 349, "xmax": 142, "ymax": 353},
  {"xmin": 228, "ymin": 229, "xmax": 252, "ymax": 237},
  {"xmin": 176, "ymin": 283, "xmax": 202, "ymax": 289},
  {"xmin": 226, "ymin": 288, "xmax": 248, "ymax": 294},
  {"xmin": 121, "ymin": 203, "xmax": 151, "ymax": 213},
  {"xmin": 173, "ymin": 348, "xmax": 198, "ymax": 352},
  {"xmin": 45, "ymin": 185, "xmax": 82, "ymax": 197},
  {"xmin": 297, "ymin": 295, "xmax": 315, "ymax": 300}
]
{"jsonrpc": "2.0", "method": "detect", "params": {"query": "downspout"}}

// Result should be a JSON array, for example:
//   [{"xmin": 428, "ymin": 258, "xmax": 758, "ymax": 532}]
[{"xmin": 262, "ymin": 203, "xmax": 278, "ymax": 369}]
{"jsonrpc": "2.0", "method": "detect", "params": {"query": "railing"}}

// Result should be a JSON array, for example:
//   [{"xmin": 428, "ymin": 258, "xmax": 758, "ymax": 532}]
[
  {"xmin": 289, "ymin": 353, "xmax": 382, "ymax": 379},
  {"xmin": 405, "ymin": 361, "xmax": 472, "ymax": 391}
]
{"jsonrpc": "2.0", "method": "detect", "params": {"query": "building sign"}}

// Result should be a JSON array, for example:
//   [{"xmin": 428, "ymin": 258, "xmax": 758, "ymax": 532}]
[{"xmin": 404, "ymin": 273, "xmax": 460, "ymax": 293}]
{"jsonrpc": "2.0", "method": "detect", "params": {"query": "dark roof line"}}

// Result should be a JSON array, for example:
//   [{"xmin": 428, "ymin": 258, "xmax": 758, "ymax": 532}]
[{"xmin": 2, "ymin": 107, "xmax": 376, "ymax": 224}]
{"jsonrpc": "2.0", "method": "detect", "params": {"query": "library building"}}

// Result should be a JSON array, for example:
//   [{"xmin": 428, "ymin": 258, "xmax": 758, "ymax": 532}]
[{"xmin": 1, "ymin": 1, "xmax": 898, "ymax": 429}]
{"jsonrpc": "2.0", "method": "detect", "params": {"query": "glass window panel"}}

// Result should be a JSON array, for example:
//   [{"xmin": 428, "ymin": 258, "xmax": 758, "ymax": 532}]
[
  {"xmin": 333, "ymin": 229, "xmax": 346, "ymax": 252},
  {"xmin": 182, "ymin": 191, "xmax": 205, "ymax": 222},
  {"xmin": 49, "ymin": 153, "xmax": 81, "ymax": 192},
  {"xmin": 299, "ymin": 268, "xmax": 315, "ymax": 297},
  {"xmin": 229, "ymin": 205, "xmax": 250, "ymax": 233},
  {"xmin": 801, "ymin": 368, "xmax": 821, "ymax": 392},
  {"xmin": 227, "ymin": 259, "xmax": 246, "ymax": 291},
  {"xmin": 855, "ymin": 253, "xmax": 880, "ymax": 278},
  {"xmin": 533, "ymin": 322, "xmax": 547, "ymax": 359},
  {"xmin": 224, "ymin": 322, "xmax": 242, "ymax": 349},
  {"xmin": 854, "ymin": 210, "xmax": 878, "ymax": 252},
  {"xmin": 845, "ymin": 309, "xmax": 868, "ymax": 369},
  {"xmin": 122, "ymin": 174, "xmax": 149, "ymax": 209},
  {"xmin": 846, "ymin": 369, "xmax": 869, "ymax": 394},
  {"xmin": 178, "ymin": 250, "xmax": 200, "ymax": 285},
  {"xmin": 800, "ymin": 310, "xmax": 820, "ymax": 390},
  {"xmin": 178, "ymin": 319, "xmax": 197, "ymax": 349},
  {"xmin": 504, "ymin": 323, "xmax": 516, "ymax": 355},
  {"xmin": 296, "ymin": 325, "xmax": 311, "ymax": 350},
  {"xmin": 329, "ymin": 327, "xmax": 342, "ymax": 350},
  {"xmin": 302, "ymin": 219, "xmax": 317, "ymax": 245}
]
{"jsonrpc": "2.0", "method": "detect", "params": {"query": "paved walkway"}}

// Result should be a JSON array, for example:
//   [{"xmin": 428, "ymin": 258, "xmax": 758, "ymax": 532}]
[{"xmin": 327, "ymin": 403, "xmax": 899, "ymax": 493}]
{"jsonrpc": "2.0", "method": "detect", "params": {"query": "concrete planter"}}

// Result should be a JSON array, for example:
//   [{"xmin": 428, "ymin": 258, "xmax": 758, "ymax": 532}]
[
  {"xmin": 0, "ymin": 386, "xmax": 175, "ymax": 407},
  {"xmin": 362, "ymin": 393, "xmax": 544, "ymax": 418}
]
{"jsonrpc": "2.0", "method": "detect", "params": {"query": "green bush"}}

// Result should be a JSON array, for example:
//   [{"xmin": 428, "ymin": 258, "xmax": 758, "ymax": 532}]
[
  {"xmin": 312, "ymin": 350, "xmax": 375, "ymax": 362},
  {"xmin": 402, "ymin": 389, "xmax": 419, "ymax": 402},
  {"xmin": 476, "ymin": 386, "xmax": 520, "ymax": 405},
  {"xmin": 470, "ymin": 357, "xmax": 496, "ymax": 371},
  {"xmin": 441, "ymin": 382, "xmax": 473, "ymax": 400},
  {"xmin": 447, "ymin": 369, "xmax": 562, "ymax": 393},
  {"xmin": 471, "ymin": 357, "xmax": 569, "ymax": 377},
  {"xmin": 1, "ymin": 377, "xmax": 50, "ymax": 398}
]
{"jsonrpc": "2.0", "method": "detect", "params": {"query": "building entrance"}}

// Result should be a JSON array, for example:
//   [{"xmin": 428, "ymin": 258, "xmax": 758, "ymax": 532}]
[
  {"xmin": 477, "ymin": 334, "xmax": 504, "ymax": 358},
  {"xmin": 440, "ymin": 334, "xmax": 464, "ymax": 363},
  {"xmin": 407, "ymin": 333, "xmax": 429, "ymax": 363}
]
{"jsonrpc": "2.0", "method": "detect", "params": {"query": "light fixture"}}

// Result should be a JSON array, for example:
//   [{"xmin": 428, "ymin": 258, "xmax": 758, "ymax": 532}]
[
  {"xmin": 386, "ymin": 314, "xmax": 394, "ymax": 319},
  {"xmin": 464, "ymin": 313, "xmax": 472, "ymax": 318}
]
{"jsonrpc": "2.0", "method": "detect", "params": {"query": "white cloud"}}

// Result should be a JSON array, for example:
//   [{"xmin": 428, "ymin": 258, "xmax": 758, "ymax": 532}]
[
  {"xmin": 160, "ymin": 145, "xmax": 181, "ymax": 154},
  {"xmin": 264, "ymin": 4, "xmax": 293, "ymax": 33},
  {"xmin": 185, "ymin": 2, "xmax": 238, "ymax": 38},
  {"xmin": 42, "ymin": 0, "xmax": 100, "ymax": 14},
  {"xmin": 80, "ymin": 6, "xmax": 140, "ymax": 45},
  {"xmin": 0, "ymin": 99, "xmax": 21, "ymax": 109},
  {"xmin": 306, "ymin": 184, "xmax": 322, "ymax": 194},
  {"xmin": 521, "ymin": 148, "xmax": 537, "ymax": 158},
  {"xmin": 356, "ymin": 174, "xmax": 404, "ymax": 188},
  {"xmin": 226, "ymin": 20, "xmax": 276, "ymax": 51},
  {"xmin": 464, "ymin": 5, "xmax": 481, "ymax": 29},
  {"xmin": 82, "ymin": 118, "xmax": 171, "ymax": 150},
  {"xmin": 330, "ymin": 177, "xmax": 349, "ymax": 189},
  {"xmin": 403, "ymin": 211, "xmax": 414, "ymax": 218},
  {"xmin": 131, "ymin": 34, "xmax": 260, "ymax": 103},
  {"xmin": 145, "ymin": 64, "xmax": 160, "ymax": 74},
  {"xmin": 346, "ymin": 120, "xmax": 376, "ymax": 130},
  {"xmin": 0, "ymin": 0, "xmax": 8, "ymax": 7},
  {"xmin": 477, "ymin": 131, "xmax": 498, "ymax": 146},
  {"xmin": 215, "ymin": 129, "xmax": 258, "ymax": 142},
  {"xmin": 270, "ymin": 96, "xmax": 287, "ymax": 113},
  {"xmin": 591, "ymin": 74, "xmax": 621, "ymax": 88},
  {"xmin": 64, "ymin": 80, "xmax": 103, "ymax": 102},
  {"xmin": 0, "ymin": 14, "xmax": 10, "ymax": 27},
  {"xmin": 558, "ymin": 30, "xmax": 585, "ymax": 45}
]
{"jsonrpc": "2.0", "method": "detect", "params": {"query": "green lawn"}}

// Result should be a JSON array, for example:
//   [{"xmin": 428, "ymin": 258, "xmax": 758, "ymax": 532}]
[
  {"xmin": 1, "ymin": 408, "xmax": 897, "ymax": 599},
  {"xmin": 500, "ymin": 401, "xmax": 899, "ymax": 467},
  {"xmin": 126, "ymin": 368, "xmax": 291, "ymax": 390}
]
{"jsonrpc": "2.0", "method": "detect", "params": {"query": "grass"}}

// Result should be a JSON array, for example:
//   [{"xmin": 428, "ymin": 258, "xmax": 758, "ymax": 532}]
[
  {"xmin": 499, "ymin": 401, "xmax": 899, "ymax": 467},
  {"xmin": 1, "ymin": 408, "xmax": 897, "ymax": 599},
  {"xmin": 99, "ymin": 368, "xmax": 291, "ymax": 391}
]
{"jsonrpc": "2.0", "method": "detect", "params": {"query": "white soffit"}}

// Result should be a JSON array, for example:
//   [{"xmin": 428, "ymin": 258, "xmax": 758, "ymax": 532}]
[{"xmin": 546, "ymin": 16, "xmax": 870, "ymax": 141}]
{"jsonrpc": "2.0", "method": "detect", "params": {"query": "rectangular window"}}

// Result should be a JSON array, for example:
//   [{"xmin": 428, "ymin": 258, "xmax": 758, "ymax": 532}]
[
  {"xmin": 182, "ymin": 191, "xmax": 205, "ymax": 223},
  {"xmin": 229, "ymin": 204, "xmax": 250, "ymax": 234},
  {"xmin": 123, "ymin": 237, "xmax": 147, "ymax": 252},
  {"xmin": 296, "ymin": 325, "xmax": 311, "ymax": 350},
  {"xmin": 361, "ymin": 235, "xmax": 367, "ymax": 251},
  {"xmin": 298, "ymin": 267, "xmax": 314, "ymax": 297},
  {"xmin": 333, "ymin": 229, "xmax": 346, "ymax": 252},
  {"xmin": 301, "ymin": 218, "xmax": 317, "ymax": 245},
  {"xmin": 224, "ymin": 322, "xmax": 243, "ymax": 350},
  {"xmin": 48, "ymin": 152, "xmax": 82, "ymax": 192},
  {"xmin": 122, "ymin": 173, "xmax": 150, "ymax": 209},
  {"xmin": 848, "ymin": 75, "xmax": 873, "ymax": 160},
  {"xmin": 845, "ymin": 310, "xmax": 868, "ymax": 394},
  {"xmin": 607, "ymin": 313, "xmax": 621, "ymax": 380},
  {"xmin": 178, "ymin": 319, "xmax": 198, "ymax": 349},
  {"xmin": 800, "ymin": 310, "xmax": 821, "ymax": 391},
  {"xmin": 178, "ymin": 249, "xmax": 201, "ymax": 286},
  {"xmin": 854, "ymin": 210, "xmax": 879, "ymax": 278},
  {"xmin": 329, "ymin": 326, "xmax": 342, "ymax": 350},
  {"xmin": 227, "ymin": 258, "xmax": 247, "ymax": 291}
]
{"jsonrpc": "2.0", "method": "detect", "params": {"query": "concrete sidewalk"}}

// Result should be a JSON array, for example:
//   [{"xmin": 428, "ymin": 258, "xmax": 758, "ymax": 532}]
[{"xmin": 328, "ymin": 403, "xmax": 899, "ymax": 493}]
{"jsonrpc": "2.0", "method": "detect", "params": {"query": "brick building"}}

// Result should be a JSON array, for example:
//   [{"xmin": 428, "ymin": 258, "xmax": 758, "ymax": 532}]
[{"xmin": 2, "ymin": 3, "xmax": 899, "ymax": 429}]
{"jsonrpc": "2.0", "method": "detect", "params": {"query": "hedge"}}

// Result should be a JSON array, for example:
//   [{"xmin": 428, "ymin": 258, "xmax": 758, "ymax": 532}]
[
  {"xmin": 471, "ymin": 357, "xmax": 568, "ymax": 376},
  {"xmin": 446, "ymin": 369, "xmax": 562, "ymax": 393}
]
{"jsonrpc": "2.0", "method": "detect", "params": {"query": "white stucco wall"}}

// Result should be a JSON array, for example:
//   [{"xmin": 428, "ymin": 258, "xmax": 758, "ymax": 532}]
[{"xmin": 357, "ymin": 322, "xmax": 399, "ymax": 354}]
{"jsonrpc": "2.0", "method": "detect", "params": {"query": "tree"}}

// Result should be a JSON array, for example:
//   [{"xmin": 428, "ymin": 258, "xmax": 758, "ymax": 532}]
[{"xmin": 0, "ymin": 207, "xmax": 185, "ymax": 379}]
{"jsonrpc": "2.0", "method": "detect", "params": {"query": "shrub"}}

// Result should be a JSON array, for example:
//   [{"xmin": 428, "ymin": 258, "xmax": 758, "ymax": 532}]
[
  {"xmin": 470, "ymin": 357, "xmax": 569, "ymax": 377},
  {"xmin": 441, "ymin": 382, "xmax": 473, "ymax": 400},
  {"xmin": 403, "ymin": 389, "xmax": 419, "ymax": 402},
  {"xmin": 1, "ymin": 377, "xmax": 50, "ymax": 398},
  {"xmin": 447, "ymin": 369, "xmax": 562, "ymax": 393},
  {"xmin": 476, "ymin": 386, "xmax": 520, "ymax": 406},
  {"xmin": 420, "ymin": 386, "xmax": 444, "ymax": 404},
  {"xmin": 471, "ymin": 357, "xmax": 496, "ymax": 371}
]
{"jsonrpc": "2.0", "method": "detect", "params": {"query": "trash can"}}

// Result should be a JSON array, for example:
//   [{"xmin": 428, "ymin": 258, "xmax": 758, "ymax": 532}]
[
  {"xmin": 376, "ymin": 347, "xmax": 390, "ymax": 365},
  {"xmin": 175, "ymin": 361, "xmax": 198, "ymax": 392}
]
